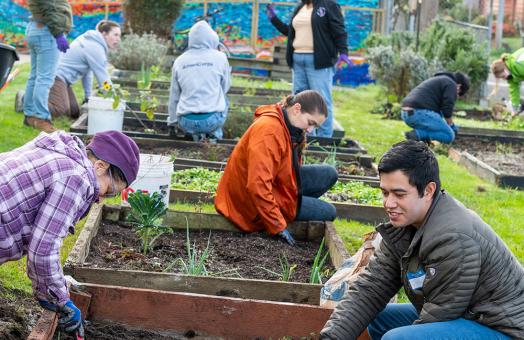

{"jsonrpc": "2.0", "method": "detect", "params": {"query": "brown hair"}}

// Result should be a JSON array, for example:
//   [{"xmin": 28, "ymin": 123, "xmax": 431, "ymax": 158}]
[
  {"xmin": 279, "ymin": 90, "xmax": 328, "ymax": 117},
  {"xmin": 96, "ymin": 20, "xmax": 120, "ymax": 34},
  {"xmin": 491, "ymin": 59, "xmax": 507, "ymax": 78}
]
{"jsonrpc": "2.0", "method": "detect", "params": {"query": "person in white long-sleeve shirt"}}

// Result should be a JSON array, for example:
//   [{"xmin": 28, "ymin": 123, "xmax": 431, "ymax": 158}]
[
  {"xmin": 167, "ymin": 20, "xmax": 231, "ymax": 141},
  {"xmin": 49, "ymin": 20, "xmax": 121, "ymax": 119}
]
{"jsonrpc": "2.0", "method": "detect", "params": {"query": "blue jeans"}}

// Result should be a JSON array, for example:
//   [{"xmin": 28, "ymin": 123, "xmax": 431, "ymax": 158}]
[
  {"xmin": 24, "ymin": 22, "xmax": 59, "ymax": 121},
  {"xmin": 178, "ymin": 110, "xmax": 227, "ymax": 141},
  {"xmin": 295, "ymin": 165, "xmax": 337, "ymax": 221},
  {"xmin": 401, "ymin": 109, "xmax": 455, "ymax": 144},
  {"xmin": 368, "ymin": 304, "xmax": 511, "ymax": 340},
  {"xmin": 292, "ymin": 53, "xmax": 334, "ymax": 137}
]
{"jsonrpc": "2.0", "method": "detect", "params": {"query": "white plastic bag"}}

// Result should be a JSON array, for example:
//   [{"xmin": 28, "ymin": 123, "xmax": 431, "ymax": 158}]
[{"xmin": 320, "ymin": 231, "xmax": 382, "ymax": 308}]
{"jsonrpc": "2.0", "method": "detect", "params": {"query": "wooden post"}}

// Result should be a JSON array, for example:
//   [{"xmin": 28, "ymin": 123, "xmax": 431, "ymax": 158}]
[
  {"xmin": 105, "ymin": 0, "xmax": 109, "ymax": 20},
  {"xmin": 204, "ymin": 0, "xmax": 208, "ymax": 19},
  {"xmin": 251, "ymin": 0, "xmax": 260, "ymax": 50}
]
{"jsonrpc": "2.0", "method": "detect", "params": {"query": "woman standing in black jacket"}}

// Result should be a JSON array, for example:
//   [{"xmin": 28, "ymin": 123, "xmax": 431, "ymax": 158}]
[{"xmin": 266, "ymin": 0, "xmax": 350, "ymax": 137}]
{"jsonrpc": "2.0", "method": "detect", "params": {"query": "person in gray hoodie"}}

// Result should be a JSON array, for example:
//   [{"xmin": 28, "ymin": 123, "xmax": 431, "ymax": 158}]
[
  {"xmin": 167, "ymin": 20, "xmax": 231, "ymax": 141},
  {"xmin": 48, "ymin": 20, "xmax": 121, "ymax": 119}
]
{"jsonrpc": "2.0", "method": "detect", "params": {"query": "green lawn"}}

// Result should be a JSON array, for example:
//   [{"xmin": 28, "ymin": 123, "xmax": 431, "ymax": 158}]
[{"xmin": 1, "ymin": 62, "xmax": 523, "ymax": 299}]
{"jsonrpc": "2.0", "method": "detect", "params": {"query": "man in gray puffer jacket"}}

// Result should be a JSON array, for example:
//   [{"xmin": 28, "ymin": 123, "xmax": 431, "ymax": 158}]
[{"xmin": 321, "ymin": 140, "xmax": 524, "ymax": 339}]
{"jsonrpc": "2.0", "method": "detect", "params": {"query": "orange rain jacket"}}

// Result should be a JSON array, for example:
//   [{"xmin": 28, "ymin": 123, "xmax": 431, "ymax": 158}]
[{"xmin": 215, "ymin": 104, "xmax": 299, "ymax": 235}]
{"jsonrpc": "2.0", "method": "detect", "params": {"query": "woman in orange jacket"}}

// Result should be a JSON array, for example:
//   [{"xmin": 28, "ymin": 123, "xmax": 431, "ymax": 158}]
[{"xmin": 215, "ymin": 90, "xmax": 337, "ymax": 245}]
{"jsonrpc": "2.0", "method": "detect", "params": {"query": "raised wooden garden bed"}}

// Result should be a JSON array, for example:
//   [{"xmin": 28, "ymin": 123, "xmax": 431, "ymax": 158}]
[
  {"xmin": 63, "ymin": 203, "xmax": 350, "ymax": 306},
  {"xmin": 168, "ymin": 188, "xmax": 387, "ymax": 225},
  {"xmin": 28, "ymin": 283, "xmax": 345, "ymax": 340},
  {"xmin": 449, "ymin": 139, "xmax": 524, "ymax": 189},
  {"xmin": 457, "ymin": 126, "xmax": 524, "ymax": 144}
]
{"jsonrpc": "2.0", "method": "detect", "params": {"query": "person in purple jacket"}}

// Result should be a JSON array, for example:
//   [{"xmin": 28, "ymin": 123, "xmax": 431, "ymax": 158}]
[{"xmin": 0, "ymin": 130, "xmax": 140, "ymax": 336}]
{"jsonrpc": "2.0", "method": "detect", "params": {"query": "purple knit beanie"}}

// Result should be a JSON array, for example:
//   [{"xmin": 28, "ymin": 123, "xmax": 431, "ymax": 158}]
[{"xmin": 87, "ymin": 131, "xmax": 140, "ymax": 185}]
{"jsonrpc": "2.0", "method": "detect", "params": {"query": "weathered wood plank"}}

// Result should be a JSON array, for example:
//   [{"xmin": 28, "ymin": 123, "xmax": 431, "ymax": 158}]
[
  {"xmin": 70, "ymin": 267, "xmax": 322, "ymax": 305},
  {"xmin": 27, "ymin": 310, "xmax": 58, "ymax": 340},
  {"xmin": 64, "ymin": 203, "xmax": 104, "ymax": 268},
  {"xmin": 169, "ymin": 188, "xmax": 387, "ymax": 224},
  {"xmin": 79, "ymin": 284, "xmax": 332, "ymax": 338}
]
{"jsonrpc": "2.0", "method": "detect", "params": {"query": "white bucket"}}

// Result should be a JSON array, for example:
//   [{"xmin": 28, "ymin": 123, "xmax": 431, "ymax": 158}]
[
  {"xmin": 125, "ymin": 154, "xmax": 173, "ymax": 207},
  {"xmin": 87, "ymin": 96, "xmax": 125, "ymax": 134}
]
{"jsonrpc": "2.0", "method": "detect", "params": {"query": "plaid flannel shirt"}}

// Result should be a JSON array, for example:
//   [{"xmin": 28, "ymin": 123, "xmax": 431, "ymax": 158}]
[{"xmin": 0, "ymin": 131, "xmax": 98, "ymax": 306}]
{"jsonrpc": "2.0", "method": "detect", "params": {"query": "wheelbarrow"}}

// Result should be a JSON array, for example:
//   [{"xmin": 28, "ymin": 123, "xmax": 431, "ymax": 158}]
[{"xmin": 0, "ymin": 42, "xmax": 19, "ymax": 91}]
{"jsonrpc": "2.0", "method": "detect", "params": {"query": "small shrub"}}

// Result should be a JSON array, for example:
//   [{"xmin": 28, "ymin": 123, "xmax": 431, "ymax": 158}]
[
  {"xmin": 123, "ymin": 0, "xmax": 183, "ymax": 40},
  {"xmin": 109, "ymin": 33, "xmax": 168, "ymax": 71},
  {"xmin": 170, "ymin": 168, "xmax": 222, "ymax": 192},
  {"xmin": 367, "ymin": 45, "xmax": 430, "ymax": 101},
  {"xmin": 223, "ymin": 106, "xmax": 253, "ymax": 139}
]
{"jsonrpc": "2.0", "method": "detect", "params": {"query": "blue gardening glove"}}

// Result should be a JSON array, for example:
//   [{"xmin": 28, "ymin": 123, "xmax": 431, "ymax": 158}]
[
  {"xmin": 336, "ymin": 53, "xmax": 353, "ymax": 68},
  {"xmin": 266, "ymin": 4, "xmax": 276, "ymax": 20},
  {"xmin": 450, "ymin": 123, "xmax": 459, "ymax": 134},
  {"xmin": 278, "ymin": 229, "xmax": 296, "ymax": 246},
  {"xmin": 39, "ymin": 299, "xmax": 84, "ymax": 337},
  {"xmin": 55, "ymin": 34, "xmax": 70, "ymax": 53}
]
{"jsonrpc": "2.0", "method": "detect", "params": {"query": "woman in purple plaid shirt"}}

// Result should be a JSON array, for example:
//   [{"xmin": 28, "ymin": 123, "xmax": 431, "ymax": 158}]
[{"xmin": 0, "ymin": 130, "xmax": 139, "ymax": 336}]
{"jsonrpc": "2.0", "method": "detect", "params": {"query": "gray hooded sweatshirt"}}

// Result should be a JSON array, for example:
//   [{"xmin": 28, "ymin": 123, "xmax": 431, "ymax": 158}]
[
  {"xmin": 167, "ymin": 21, "xmax": 231, "ymax": 125},
  {"xmin": 55, "ymin": 30, "xmax": 111, "ymax": 99}
]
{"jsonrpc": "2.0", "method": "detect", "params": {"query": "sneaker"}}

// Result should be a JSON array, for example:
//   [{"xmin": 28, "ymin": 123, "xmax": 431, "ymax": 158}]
[
  {"xmin": 23, "ymin": 116, "xmax": 56, "ymax": 133},
  {"xmin": 404, "ymin": 130, "xmax": 419, "ymax": 141}
]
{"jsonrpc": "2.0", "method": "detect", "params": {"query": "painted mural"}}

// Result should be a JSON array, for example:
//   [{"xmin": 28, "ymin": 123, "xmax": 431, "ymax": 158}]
[{"xmin": 0, "ymin": 0, "xmax": 376, "ymax": 86}]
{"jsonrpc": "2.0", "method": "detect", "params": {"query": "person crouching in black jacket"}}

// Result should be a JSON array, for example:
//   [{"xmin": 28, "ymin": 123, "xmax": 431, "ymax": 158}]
[{"xmin": 402, "ymin": 71, "xmax": 470, "ymax": 144}]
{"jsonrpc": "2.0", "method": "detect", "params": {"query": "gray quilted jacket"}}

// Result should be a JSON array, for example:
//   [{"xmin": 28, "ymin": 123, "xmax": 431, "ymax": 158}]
[{"xmin": 321, "ymin": 191, "xmax": 524, "ymax": 339}]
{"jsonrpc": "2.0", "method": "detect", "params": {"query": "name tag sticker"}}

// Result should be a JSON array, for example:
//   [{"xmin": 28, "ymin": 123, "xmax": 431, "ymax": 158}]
[{"xmin": 407, "ymin": 268, "xmax": 426, "ymax": 290}]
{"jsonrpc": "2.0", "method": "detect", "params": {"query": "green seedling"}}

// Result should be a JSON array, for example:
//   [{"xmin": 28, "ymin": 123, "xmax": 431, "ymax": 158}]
[
  {"xmin": 127, "ymin": 190, "xmax": 171, "ymax": 255},
  {"xmin": 310, "ymin": 238, "xmax": 330, "ymax": 284},
  {"xmin": 257, "ymin": 253, "xmax": 297, "ymax": 282},
  {"xmin": 165, "ymin": 219, "xmax": 211, "ymax": 276}
]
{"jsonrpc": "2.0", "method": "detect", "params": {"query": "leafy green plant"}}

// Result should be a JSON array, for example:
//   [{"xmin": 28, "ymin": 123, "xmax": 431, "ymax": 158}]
[
  {"xmin": 310, "ymin": 238, "xmax": 330, "ymax": 284},
  {"xmin": 257, "ymin": 253, "xmax": 297, "ymax": 282},
  {"xmin": 101, "ymin": 81, "xmax": 129, "ymax": 109},
  {"xmin": 127, "ymin": 190, "xmax": 171, "ymax": 255},
  {"xmin": 366, "ymin": 45, "xmax": 431, "ymax": 101},
  {"xmin": 170, "ymin": 168, "xmax": 222, "ymax": 192},
  {"xmin": 326, "ymin": 181, "xmax": 383, "ymax": 206},
  {"xmin": 109, "ymin": 33, "xmax": 168, "ymax": 71}
]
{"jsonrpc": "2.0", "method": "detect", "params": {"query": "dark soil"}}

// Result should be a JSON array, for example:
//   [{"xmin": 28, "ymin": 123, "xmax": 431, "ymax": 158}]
[
  {"xmin": 451, "ymin": 139, "xmax": 524, "ymax": 176},
  {"xmin": 0, "ymin": 286, "xmax": 41, "ymax": 339},
  {"xmin": 85, "ymin": 221, "xmax": 334, "ymax": 283},
  {"xmin": 337, "ymin": 161, "xmax": 377, "ymax": 177},
  {"xmin": 139, "ymin": 144, "xmax": 232, "ymax": 163},
  {"xmin": 55, "ymin": 320, "xmax": 221, "ymax": 340}
]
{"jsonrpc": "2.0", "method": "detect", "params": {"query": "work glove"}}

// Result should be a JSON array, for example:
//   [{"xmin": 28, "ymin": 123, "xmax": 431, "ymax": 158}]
[
  {"xmin": 39, "ymin": 299, "xmax": 84, "ymax": 337},
  {"xmin": 278, "ymin": 229, "xmax": 296, "ymax": 246},
  {"xmin": 450, "ymin": 123, "xmax": 459, "ymax": 135},
  {"xmin": 266, "ymin": 4, "xmax": 276, "ymax": 20},
  {"xmin": 55, "ymin": 34, "xmax": 70, "ymax": 53},
  {"xmin": 336, "ymin": 53, "xmax": 353, "ymax": 68}
]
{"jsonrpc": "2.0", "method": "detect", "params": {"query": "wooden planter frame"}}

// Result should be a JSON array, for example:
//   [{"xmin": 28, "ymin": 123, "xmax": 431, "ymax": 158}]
[
  {"xmin": 168, "ymin": 188, "xmax": 387, "ymax": 225},
  {"xmin": 448, "ymin": 147, "xmax": 524, "ymax": 190},
  {"xmin": 63, "ymin": 204, "xmax": 350, "ymax": 306},
  {"xmin": 28, "ymin": 283, "xmax": 345, "ymax": 340},
  {"xmin": 458, "ymin": 127, "xmax": 524, "ymax": 144}
]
